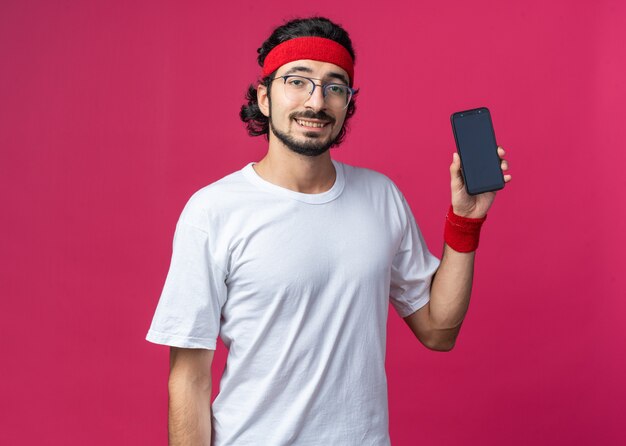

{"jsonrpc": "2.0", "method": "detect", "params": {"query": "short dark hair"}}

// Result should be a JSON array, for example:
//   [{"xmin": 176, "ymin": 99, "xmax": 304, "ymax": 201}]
[{"xmin": 239, "ymin": 17, "xmax": 358, "ymax": 146}]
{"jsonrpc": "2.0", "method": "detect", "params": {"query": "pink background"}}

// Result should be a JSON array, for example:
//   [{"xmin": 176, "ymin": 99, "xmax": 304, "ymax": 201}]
[{"xmin": 1, "ymin": 1, "xmax": 624, "ymax": 445}]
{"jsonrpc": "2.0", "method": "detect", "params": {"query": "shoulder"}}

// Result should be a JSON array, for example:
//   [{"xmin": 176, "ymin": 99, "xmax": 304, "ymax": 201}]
[
  {"xmin": 178, "ymin": 168, "xmax": 251, "ymax": 228},
  {"xmin": 337, "ymin": 160, "xmax": 416, "ymax": 228},
  {"xmin": 337, "ymin": 160, "xmax": 405, "ymax": 199}
]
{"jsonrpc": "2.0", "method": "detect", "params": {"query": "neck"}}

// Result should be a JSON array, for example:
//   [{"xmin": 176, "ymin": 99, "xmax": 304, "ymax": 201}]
[{"xmin": 253, "ymin": 141, "xmax": 336, "ymax": 194}]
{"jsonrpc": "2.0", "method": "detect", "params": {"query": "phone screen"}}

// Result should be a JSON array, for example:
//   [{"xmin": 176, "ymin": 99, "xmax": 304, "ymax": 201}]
[{"xmin": 451, "ymin": 107, "xmax": 504, "ymax": 195}]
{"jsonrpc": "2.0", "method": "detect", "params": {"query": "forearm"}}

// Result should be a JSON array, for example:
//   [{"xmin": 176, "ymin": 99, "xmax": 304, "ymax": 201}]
[
  {"xmin": 428, "ymin": 243, "xmax": 475, "ymax": 343},
  {"xmin": 168, "ymin": 378, "xmax": 212, "ymax": 446}
]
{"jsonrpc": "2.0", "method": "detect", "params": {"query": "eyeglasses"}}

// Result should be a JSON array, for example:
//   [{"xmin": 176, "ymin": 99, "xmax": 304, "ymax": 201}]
[{"xmin": 272, "ymin": 75, "xmax": 355, "ymax": 110}]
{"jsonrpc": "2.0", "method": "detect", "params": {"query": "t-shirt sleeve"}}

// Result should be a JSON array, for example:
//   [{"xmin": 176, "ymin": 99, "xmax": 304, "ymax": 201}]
[
  {"xmin": 146, "ymin": 215, "xmax": 227, "ymax": 350},
  {"xmin": 389, "ymin": 195, "xmax": 441, "ymax": 318}
]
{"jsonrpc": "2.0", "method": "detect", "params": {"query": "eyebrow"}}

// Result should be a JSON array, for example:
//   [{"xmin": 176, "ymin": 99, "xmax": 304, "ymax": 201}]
[{"xmin": 282, "ymin": 66, "xmax": 349, "ymax": 85}]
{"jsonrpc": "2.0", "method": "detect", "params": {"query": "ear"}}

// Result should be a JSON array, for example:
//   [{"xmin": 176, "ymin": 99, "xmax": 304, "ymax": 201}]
[{"xmin": 257, "ymin": 84, "xmax": 270, "ymax": 117}]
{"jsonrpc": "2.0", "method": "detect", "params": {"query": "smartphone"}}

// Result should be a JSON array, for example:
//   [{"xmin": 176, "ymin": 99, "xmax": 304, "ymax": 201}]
[{"xmin": 450, "ymin": 107, "xmax": 504, "ymax": 195}]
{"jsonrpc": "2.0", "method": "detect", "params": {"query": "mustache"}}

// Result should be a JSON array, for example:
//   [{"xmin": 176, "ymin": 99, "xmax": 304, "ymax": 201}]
[{"xmin": 289, "ymin": 111, "xmax": 335, "ymax": 123}]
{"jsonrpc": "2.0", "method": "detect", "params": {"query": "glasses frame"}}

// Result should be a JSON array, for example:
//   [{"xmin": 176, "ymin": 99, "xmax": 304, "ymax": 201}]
[{"xmin": 271, "ymin": 75, "xmax": 356, "ymax": 110}]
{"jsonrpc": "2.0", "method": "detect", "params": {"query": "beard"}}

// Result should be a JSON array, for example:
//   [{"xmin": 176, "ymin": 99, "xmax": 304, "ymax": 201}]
[{"xmin": 269, "ymin": 110, "xmax": 341, "ymax": 157}]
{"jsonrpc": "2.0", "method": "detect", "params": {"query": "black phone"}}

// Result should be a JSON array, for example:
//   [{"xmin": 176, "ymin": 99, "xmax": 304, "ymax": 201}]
[{"xmin": 450, "ymin": 107, "xmax": 504, "ymax": 195}]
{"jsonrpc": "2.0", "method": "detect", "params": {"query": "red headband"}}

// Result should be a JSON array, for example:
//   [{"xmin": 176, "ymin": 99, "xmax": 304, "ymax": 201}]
[{"xmin": 262, "ymin": 36, "xmax": 354, "ymax": 84}]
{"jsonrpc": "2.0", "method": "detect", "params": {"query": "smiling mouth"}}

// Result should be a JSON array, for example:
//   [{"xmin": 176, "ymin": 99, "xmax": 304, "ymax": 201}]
[{"xmin": 294, "ymin": 119, "xmax": 330, "ymax": 129}]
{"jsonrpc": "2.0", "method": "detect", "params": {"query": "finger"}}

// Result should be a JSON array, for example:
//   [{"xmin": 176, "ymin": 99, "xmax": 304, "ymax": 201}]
[
  {"xmin": 504, "ymin": 174, "xmax": 512, "ymax": 183},
  {"xmin": 501, "ymin": 159, "xmax": 509, "ymax": 171},
  {"xmin": 497, "ymin": 146, "xmax": 506, "ymax": 156},
  {"xmin": 450, "ymin": 152, "xmax": 464, "ymax": 189}
]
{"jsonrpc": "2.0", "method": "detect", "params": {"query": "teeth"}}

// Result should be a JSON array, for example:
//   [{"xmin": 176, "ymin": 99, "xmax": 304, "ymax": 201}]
[{"xmin": 296, "ymin": 119, "xmax": 325, "ymax": 128}]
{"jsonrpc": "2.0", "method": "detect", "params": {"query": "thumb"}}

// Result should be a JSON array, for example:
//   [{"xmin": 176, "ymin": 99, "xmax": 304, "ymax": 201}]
[{"xmin": 450, "ymin": 152, "xmax": 464, "ymax": 190}]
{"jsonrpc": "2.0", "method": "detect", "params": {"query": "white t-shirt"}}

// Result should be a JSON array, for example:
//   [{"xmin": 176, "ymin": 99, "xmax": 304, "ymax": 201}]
[{"xmin": 146, "ymin": 160, "xmax": 441, "ymax": 446}]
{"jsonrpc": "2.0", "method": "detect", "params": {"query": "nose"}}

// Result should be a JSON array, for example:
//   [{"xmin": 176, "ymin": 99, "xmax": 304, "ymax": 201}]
[{"xmin": 304, "ymin": 82, "xmax": 326, "ymax": 110}]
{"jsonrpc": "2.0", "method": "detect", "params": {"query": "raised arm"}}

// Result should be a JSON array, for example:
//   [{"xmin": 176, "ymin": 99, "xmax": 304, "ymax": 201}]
[
  {"xmin": 168, "ymin": 347, "xmax": 214, "ymax": 446},
  {"xmin": 404, "ymin": 147, "xmax": 511, "ymax": 351}
]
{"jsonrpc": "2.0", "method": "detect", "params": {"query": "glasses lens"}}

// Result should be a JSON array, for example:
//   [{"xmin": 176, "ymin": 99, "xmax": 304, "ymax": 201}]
[
  {"xmin": 324, "ymin": 84, "xmax": 351, "ymax": 109},
  {"xmin": 283, "ymin": 76, "xmax": 312, "ymax": 102}
]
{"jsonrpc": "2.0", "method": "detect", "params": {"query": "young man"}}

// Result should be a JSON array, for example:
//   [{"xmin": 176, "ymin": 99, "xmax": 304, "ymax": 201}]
[{"xmin": 147, "ymin": 17, "xmax": 511, "ymax": 446}]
